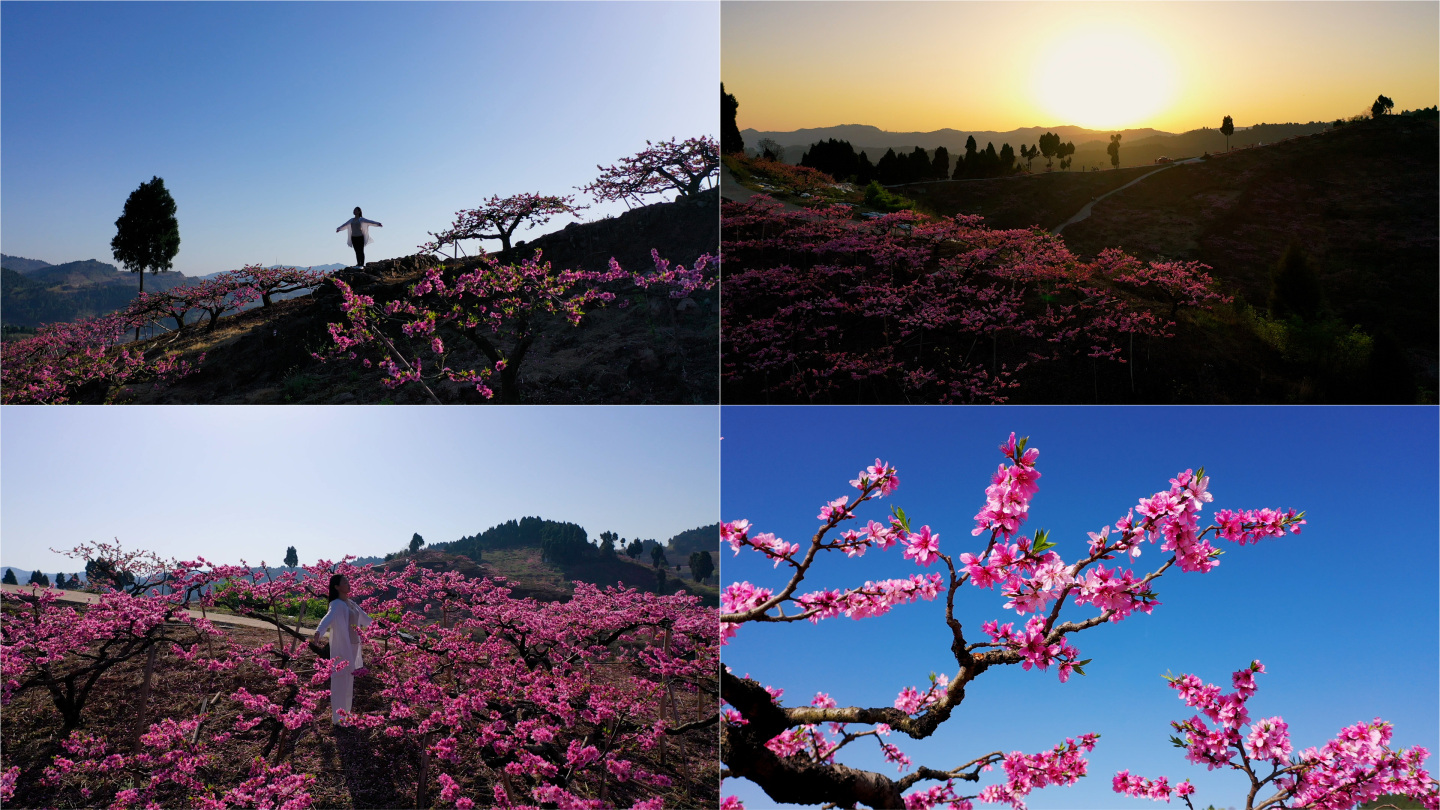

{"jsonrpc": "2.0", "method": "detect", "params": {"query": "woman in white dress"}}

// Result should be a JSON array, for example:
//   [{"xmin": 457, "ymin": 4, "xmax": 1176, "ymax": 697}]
[
  {"xmin": 335, "ymin": 207, "xmax": 383, "ymax": 269},
  {"xmin": 310, "ymin": 574, "xmax": 372, "ymax": 725}
]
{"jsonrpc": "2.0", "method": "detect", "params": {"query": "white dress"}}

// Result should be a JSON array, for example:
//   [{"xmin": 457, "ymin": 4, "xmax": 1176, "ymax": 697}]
[
  {"xmin": 313, "ymin": 597, "xmax": 372, "ymax": 723},
  {"xmin": 336, "ymin": 217, "xmax": 382, "ymax": 248}
]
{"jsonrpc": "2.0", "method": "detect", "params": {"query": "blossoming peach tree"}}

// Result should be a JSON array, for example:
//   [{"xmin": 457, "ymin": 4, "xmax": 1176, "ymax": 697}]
[
  {"xmin": 1114, "ymin": 661, "xmax": 1437, "ymax": 810},
  {"xmin": 721, "ymin": 197, "xmax": 1229, "ymax": 404},
  {"xmin": 715, "ymin": 433, "xmax": 1431, "ymax": 810},
  {"xmin": 318, "ymin": 250, "xmax": 715, "ymax": 404},
  {"xmin": 421, "ymin": 193, "xmax": 586, "ymax": 257},
  {"xmin": 1, "ymin": 265, "xmax": 328, "ymax": 404},
  {"xmin": 581, "ymin": 137, "xmax": 720, "ymax": 208},
  {"xmin": 2, "ymin": 542, "xmax": 718, "ymax": 809}
]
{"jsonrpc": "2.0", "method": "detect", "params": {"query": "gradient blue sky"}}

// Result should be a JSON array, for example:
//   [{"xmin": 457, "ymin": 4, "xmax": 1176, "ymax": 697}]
[
  {"xmin": 1, "ymin": 2, "xmax": 718, "ymax": 275},
  {"xmin": 721, "ymin": 407, "xmax": 1438, "ymax": 810},
  {"xmin": 1, "ymin": 406, "xmax": 719, "ymax": 574}
]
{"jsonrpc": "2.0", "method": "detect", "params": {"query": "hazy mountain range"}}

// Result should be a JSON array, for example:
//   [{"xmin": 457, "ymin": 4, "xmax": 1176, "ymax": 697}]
[
  {"xmin": 742, "ymin": 121, "xmax": 1331, "ymax": 170},
  {"xmin": 0, "ymin": 255, "xmax": 346, "ymax": 329}
]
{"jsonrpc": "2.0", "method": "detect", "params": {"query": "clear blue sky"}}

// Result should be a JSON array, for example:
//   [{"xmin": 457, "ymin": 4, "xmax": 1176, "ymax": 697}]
[
  {"xmin": 1, "ymin": 1, "xmax": 718, "ymax": 274},
  {"xmin": 1, "ymin": 406, "xmax": 719, "ymax": 574},
  {"xmin": 721, "ymin": 407, "xmax": 1438, "ymax": 810}
]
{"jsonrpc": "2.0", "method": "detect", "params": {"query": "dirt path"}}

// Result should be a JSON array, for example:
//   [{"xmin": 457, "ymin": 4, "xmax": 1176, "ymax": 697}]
[
  {"xmin": 721, "ymin": 165, "xmax": 806, "ymax": 212},
  {"xmin": 1053, "ymin": 158, "xmax": 1202, "ymax": 235},
  {"xmin": 0, "ymin": 583, "xmax": 317, "ymax": 636}
]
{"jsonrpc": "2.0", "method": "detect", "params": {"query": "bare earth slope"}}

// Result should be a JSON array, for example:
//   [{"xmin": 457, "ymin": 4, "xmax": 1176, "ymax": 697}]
[{"xmin": 1059, "ymin": 116, "xmax": 1438, "ymax": 382}]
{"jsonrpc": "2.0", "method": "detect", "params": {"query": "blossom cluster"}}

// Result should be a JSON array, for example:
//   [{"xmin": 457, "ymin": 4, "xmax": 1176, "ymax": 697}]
[
  {"xmin": 1115, "ymin": 661, "xmax": 1438, "ymax": 810},
  {"xmin": 721, "ymin": 196, "xmax": 1231, "ymax": 403}
]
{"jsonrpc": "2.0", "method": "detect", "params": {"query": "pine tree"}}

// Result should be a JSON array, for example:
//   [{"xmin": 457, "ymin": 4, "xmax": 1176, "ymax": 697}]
[
  {"xmin": 2, "ymin": 569, "xmax": 17, "ymax": 585},
  {"xmin": 907, "ymin": 146, "xmax": 931, "ymax": 182},
  {"xmin": 689, "ymin": 550, "xmax": 714, "ymax": 583},
  {"xmin": 931, "ymin": 146, "xmax": 950, "ymax": 180},
  {"xmin": 721, "ymin": 84, "xmax": 745, "ymax": 154},
  {"xmin": 111, "ymin": 176, "xmax": 180, "ymax": 339},
  {"xmin": 284, "ymin": 546, "xmax": 299, "ymax": 568}
]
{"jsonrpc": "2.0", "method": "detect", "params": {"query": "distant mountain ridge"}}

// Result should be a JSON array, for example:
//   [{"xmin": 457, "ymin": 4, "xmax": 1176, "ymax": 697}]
[
  {"xmin": 743, "ymin": 121, "xmax": 1332, "ymax": 169},
  {"xmin": 0, "ymin": 254, "xmax": 53, "ymax": 274},
  {"xmin": 743, "ymin": 123, "xmax": 1174, "ymax": 162},
  {"xmin": 0, "ymin": 256, "xmax": 342, "ymax": 329}
]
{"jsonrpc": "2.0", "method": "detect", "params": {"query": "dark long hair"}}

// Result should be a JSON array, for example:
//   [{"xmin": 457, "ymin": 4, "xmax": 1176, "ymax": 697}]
[
  {"xmin": 327, "ymin": 574, "xmax": 346, "ymax": 603},
  {"xmin": 353, "ymin": 206, "xmax": 362, "ymax": 216}
]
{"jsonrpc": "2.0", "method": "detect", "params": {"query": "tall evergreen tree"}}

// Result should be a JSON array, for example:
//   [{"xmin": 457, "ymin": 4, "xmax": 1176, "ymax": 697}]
[
  {"xmin": 1220, "ymin": 115, "xmax": 1235, "ymax": 151},
  {"xmin": 855, "ymin": 151, "xmax": 875, "ymax": 185},
  {"xmin": 721, "ymin": 84, "xmax": 745, "ymax": 154},
  {"xmin": 28, "ymin": 570, "xmax": 49, "ymax": 587},
  {"xmin": 111, "ymin": 176, "xmax": 180, "ymax": 339},
  {"xmin": 1056, "ymin": 141, "xmax": 1076, "ymax": 170},
  {"xmin": 931, "ymin": 146, "xmax": 951, "ymax": 180},
  {"xmin": 2, "ymin": 569, "xmax": 17, "ymax": 585},
  {"xmin": 599, "ymin": 531, "xmax": 618, "ymax": 558},
  {"xmin": 410, "ymin": 533, "xmax": 425, "ymax": 554},
  {"xmin": 626, "ymin": 539, "xmax": 644, "ymax": 559},
  {"xmin": 963, "ymin": 136, "xmax": 979, "ymax": 178},
  {"xmin": 284, "ymin": 546, "xmax": 298, "ymax": 568},
  {"xmin": 980, "ymin": 143, "xmax": 1000, "ymax": 177},
  {"xmin": 907, "ymin": 146, "xmax": 931, "ymax": 182},
  {"xmin": 999, "ymin": 143, "xmax": 1016, "ymax": 174},
  {"xmin": 1038, "ymin": 132, "xmax": 1061, "ymax": 170},
  {"xmin": 689, "ymin": 550, "xmax": 714, "ymax": 583},
  {"xmin": 876, "ymin": 148, "xmax": 900, "ymax": 185},
  {"xmin": 650, "ymin": 544, "xmax": 668, "ymax": 568}
]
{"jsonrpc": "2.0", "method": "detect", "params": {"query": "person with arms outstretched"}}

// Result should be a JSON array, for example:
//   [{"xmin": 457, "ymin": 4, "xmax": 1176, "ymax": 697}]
[
  {"xmin": 310, "ymin": 574, "xmax": 372, "ymax": 726},
  {"xmin": 337, "ymin": 207, "xmax": 382, "ymax": 268}
]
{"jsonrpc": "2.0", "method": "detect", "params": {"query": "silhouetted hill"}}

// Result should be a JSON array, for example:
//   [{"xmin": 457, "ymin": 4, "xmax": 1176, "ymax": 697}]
[
  {"xmin": 123, "ymin": 192, "xmax": 719, "ymax": 404},
  {"xmin": 1054, "ymin": 116, "xmax": 1436, "ymax": 402}
]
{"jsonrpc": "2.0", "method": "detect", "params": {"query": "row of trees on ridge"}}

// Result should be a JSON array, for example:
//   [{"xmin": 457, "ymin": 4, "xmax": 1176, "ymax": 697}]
[{"xmin": 798, "ymin": 133, "xmax": 1080, "ymax": 185}]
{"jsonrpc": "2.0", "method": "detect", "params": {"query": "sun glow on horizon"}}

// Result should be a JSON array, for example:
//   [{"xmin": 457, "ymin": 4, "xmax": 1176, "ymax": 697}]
[{"xmin": 1030, "ymin": 25, "xmax": 1180, "ymax": 131}]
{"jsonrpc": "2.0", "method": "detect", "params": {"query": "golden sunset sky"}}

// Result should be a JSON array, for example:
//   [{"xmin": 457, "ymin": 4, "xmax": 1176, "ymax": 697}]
[{"xmin": 724, "ymin": 1, "xmax": 1439, "ymax": 133}]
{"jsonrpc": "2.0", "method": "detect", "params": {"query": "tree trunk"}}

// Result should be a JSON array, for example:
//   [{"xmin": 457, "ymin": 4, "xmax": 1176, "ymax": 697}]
[
  {"xmin": 130, "ymin": 644, "xmax": 160, "ymax": 751},
  {"xmin": 135, "ymin": 271, "xmax": 145, "ymax": 342},
  {"xmin": 416, "ymin": 731, "xmax": 433, "ymax": 808}
]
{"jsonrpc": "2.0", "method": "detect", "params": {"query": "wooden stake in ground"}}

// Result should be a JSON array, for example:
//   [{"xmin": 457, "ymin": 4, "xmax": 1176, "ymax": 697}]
[{"xmin": 131, "ymin": 643, "xmax": 160, "ymax": 752}]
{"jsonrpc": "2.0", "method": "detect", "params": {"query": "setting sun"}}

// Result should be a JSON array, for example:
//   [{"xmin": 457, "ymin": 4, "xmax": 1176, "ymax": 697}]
[{"xmin": 1031, "ymin": 25, "xmax": 1179, "ymax": 130}]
